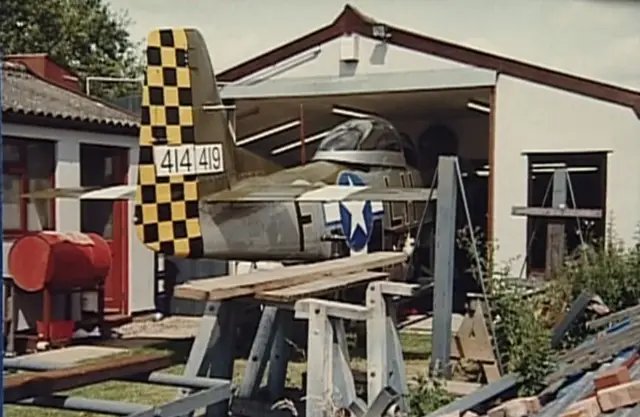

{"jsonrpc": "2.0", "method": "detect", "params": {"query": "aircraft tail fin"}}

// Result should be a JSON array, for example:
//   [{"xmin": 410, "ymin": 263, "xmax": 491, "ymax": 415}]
[{"xmin": 135, "ymin": 28, "xmax": 236, "ymax": 257}]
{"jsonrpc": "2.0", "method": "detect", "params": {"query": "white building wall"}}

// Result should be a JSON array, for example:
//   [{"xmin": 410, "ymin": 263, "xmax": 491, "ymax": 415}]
[
  {"xmin": 241, "ymin": 35, "xmax": 473, "ymax": 82},
  {"xmin": 2, "ymin": 123, "xmax": 156, "ymax": 330},
  {"xmin": 493, "ymin": 75, "xmax": 640, "ymax": 268}
]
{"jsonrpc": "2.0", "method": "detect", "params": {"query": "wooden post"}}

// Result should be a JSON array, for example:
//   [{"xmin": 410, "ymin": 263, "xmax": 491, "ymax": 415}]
[
  {"xmin": 546, "ymin": 169, "xmax": 568, "ymax": 276},
  {"xmin": 299, "ymin": 104, "xmax": 306, "ymax": 165}
]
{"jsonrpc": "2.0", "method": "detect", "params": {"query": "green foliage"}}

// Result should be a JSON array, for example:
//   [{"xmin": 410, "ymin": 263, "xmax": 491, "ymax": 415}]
[
  {"xmin": 0, "ymin": 0, "xmax": 143, "ymax": 100},
  {"xmin": 490, "ymin": 283, "xmax": 556, "ymax": 395},
  {"xmin": 406, "ymin": 374, "xmax": 455, "ymax": 416},
  {"xmin": 407, "ymin": 222, "xmax": 640, "ymax": 414},
  {"xmin": 457, "ymin": 226, "xmax": 556, "ymax": 395},
  {"xmin": 559, "ymin": 224, "xmax": 640, "ymax": 312}
]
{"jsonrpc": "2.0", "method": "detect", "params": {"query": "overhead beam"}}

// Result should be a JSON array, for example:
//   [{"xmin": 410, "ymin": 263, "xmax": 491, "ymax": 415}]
[
  {"xmin": 511, "ymin": 206, "xmax": 602, "ymax": 219},
  {"xmin": 236, "ymin": 119, "xmax": 301, "ymax": 146},
  {"xmin": 220, "ymin": 68, "xmax": 496, "ymax": 100}
]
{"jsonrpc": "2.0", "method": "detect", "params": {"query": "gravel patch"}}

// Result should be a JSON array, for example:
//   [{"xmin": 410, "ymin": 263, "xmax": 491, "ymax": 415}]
[{"xmin": 114, "ymin": 316, "xmax": 201, "ymax": 340}]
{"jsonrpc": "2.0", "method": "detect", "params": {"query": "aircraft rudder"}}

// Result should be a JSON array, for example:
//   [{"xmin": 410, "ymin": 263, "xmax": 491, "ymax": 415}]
[{"xmin": 134, "ymin": 28, "xmax": 205, "ymax": 258}]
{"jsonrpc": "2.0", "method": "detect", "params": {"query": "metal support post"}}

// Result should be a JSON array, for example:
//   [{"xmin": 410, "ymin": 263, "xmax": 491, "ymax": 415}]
[
  {"xmin": 237, "ymin": 306, "xmax": 281, "ymax": 398},
  {"xmin": 15, "ymin": 396, "xmax": 150, "ymax": 416},
  {"xmin": 266, "ymin": 309, "xmax": 294, "ymax": 400},
  {"xmin": 179, "ymin": 300, "xmax": 235, "ymax": 417},
  {"xmin": 4, "ymin": 357, "xmax": 230, "ymax": 390},
  {"xmin": 13, "ymin": 383, "xmax": 232, "ymax": 417},
  {"xmin": 295, "ymin": 298, "xmax": 369, "ymax": 417},
  {"xmin": 129, "ymin": 382, "xmax": 232, "ymax": 417},
  {"xmin": 431, "ymin": 156, "xmax": 458, "ymax": 378},
  {"xmin": 366, "ymin": 281, "xmax": 417, "ymax": 413},
  {"xmin": 235, "ymin": 306, "xmax": 294, "ymax": 401}
]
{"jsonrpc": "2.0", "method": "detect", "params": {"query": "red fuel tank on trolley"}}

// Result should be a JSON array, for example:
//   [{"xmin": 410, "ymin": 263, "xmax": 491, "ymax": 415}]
[{"xmin": 8, "ymin": 231, "xmax": 112, "ymax": 292}]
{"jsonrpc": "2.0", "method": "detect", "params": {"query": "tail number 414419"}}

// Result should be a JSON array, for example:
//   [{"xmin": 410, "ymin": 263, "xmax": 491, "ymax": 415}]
[{"xmin": 154, "ymin": 144, "xmax": 224, "ymax": 177}]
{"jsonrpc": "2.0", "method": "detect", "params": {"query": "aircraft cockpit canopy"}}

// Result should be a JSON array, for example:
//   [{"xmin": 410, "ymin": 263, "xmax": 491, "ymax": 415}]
[
  {"xmin": 317, "ymin": 118, "xmax": 402, "ymax": 152},
  {"xmin": 313, "ymin": 118, "xmax": 407, "ymax": 168}
]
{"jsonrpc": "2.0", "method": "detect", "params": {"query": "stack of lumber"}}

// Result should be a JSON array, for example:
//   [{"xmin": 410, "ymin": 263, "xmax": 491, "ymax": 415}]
[
  {"xmin": 174, "ymin": 251, "xmax": 407, "ymax": 302},
  {"xmin": 427, "ymin": 300, "xmax": 640, "ymax": 417}
]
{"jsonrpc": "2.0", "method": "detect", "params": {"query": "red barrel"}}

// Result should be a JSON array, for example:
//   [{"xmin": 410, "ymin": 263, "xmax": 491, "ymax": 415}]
[{"xmin": 8, "ymin": 231, "xmax": 112, "ymax": 292}]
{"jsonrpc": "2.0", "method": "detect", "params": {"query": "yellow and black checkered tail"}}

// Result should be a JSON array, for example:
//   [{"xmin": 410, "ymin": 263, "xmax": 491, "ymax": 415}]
[{"xmin": 134, "ymin": 28, "xmax": 236, "ymax": 258}]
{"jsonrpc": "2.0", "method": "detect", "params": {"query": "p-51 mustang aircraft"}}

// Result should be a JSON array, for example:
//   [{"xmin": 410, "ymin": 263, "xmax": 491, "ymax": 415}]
[{"xmin": 28, "ymin": 28, "xmax": 437, "ymax": 262}]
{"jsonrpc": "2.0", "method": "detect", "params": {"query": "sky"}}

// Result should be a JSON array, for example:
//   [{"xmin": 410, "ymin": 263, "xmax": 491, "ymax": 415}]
[{"xmin": 106, "ymin": 0, "xmax": 640, "ymax": 90}]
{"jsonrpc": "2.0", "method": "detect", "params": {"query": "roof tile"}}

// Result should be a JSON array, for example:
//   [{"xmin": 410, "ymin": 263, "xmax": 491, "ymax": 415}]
[{"xmin": 1, "ymin": 61, "xmax": 139, "ymax": 129}]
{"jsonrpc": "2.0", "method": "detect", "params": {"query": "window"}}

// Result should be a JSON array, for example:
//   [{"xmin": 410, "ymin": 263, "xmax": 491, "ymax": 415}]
[
  {"xmin": 80, "ymin": 144, "xmax": 128, "ymax": 241},
  {"xmin": 3, "ymin": 138, "xmax": 56, "ymax": 235}
]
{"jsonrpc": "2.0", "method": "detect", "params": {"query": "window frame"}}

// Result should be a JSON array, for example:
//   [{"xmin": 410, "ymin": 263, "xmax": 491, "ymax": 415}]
[{"xmin": 3, "ymin": 137, "xmax": 56, "ymax": 238}]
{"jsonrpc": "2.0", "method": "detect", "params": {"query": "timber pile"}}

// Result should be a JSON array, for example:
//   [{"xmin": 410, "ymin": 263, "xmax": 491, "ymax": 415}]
[
  {"xmin": 173, "ymin": 251, "xmax": 407, "ymax": 302},
  {"xmin": 480, "ymin": 355, "xmax": 640, "ymax": 417},
  {"xmin": 429, "ymin": 299, "xmax": 640, "ymax": 417}
]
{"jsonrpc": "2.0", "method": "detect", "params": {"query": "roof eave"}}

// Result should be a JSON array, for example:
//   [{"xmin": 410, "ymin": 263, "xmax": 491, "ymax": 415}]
[
  {"xmin": 216, "ymin": 4, "xmax": 640, "ymax": 118},
  {"xmin": 2, "ymin": 110, "xmax": 139, "ymax": 137}
]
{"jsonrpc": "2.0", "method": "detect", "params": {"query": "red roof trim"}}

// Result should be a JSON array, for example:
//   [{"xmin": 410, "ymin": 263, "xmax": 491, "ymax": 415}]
[{"xmin": 217, "ymin": 5, "xmax": 640, "ymax": 118}]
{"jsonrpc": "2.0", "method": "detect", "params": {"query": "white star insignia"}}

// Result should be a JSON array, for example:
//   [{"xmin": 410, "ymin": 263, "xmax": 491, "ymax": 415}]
[{"xmin": 342, "ymin": 176, "xmax": 368, "ymax": 238}]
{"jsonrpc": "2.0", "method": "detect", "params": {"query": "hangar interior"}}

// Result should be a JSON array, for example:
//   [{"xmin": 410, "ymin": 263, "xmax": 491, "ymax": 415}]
[
  {"xmin": 222, "ymin": 75, "xmax": 609, "ymax": 277},
  {"xmin": 224, "ymin": 82, "xmax": 492, "ymax": 255}
]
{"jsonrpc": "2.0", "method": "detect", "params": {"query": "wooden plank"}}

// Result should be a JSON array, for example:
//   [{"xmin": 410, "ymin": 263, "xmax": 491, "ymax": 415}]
[
  {"xmin": 587, "ymin": 304, "xmax": 640, "ymax": 330},
  {"xmin": 441, "ymin": 381, "xmax": 484, "ymax": 397},
  {"xmin": 4, "ymin": 352, "xmax": 174, "ymax": 402},
  {"xmin": 487, "ymin": 396, "xmax": 541, "ymax": 417},
  {"xmin": 546, "ymin": 221, "xmax": 566, "ymax": 276},
  {"xmin": 511, "ymin": 206, "xmax": 602, "ymax": 219},
  {"xmin": 256, "ymin": 271, "xmax": 388, "ymax": 303},
  {"xmin": 175, "ymin": 251, "xmax": 407, "ymax": 301}
]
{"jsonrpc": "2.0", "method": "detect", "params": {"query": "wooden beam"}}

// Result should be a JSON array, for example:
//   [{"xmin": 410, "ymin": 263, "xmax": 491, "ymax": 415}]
[
  {"xmin": 256, "ymin": 271, "xmax": 388, "ymax": 303},
  {"xmin": 511, "ymin": 206, "xmax": 602, "ymax": 219},
  {"xmin": 4, "ymin": 352, "xmax": 174, "ymax": 402},
  {"xmin": 175, "ymin": 251, "xmax": 407, "ymax": 301},
  {"xmin": 545, "ymin": 169, "xmax": 569, "ymax": 277}
]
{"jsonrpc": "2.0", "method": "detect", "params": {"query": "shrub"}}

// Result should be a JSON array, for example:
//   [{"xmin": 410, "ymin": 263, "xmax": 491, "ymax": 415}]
[
  {"xmin": 406, "ymin": 374, "xmax": 455, "ymax": 416},
  {"xmin": 407, "ymin": 223, "xmax": 640, "ymax": 413},
  {"xmin": 559, "ymin": 225, "xmax": 640, "ymax": 311}
]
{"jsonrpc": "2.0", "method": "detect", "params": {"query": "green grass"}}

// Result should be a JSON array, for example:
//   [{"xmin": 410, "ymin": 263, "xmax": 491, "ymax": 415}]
[{"xmin": 5, "ymin": 331, "xmax": 432, "ymax": 417}]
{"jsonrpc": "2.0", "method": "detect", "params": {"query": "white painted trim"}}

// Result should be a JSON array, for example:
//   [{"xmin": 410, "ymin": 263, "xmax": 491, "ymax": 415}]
[
  {"xmin": 3, "ymin": 122, "xmax": 138, "ymax": 148},
  {"xmin": 521, "ymin": 148, "xmax": 614, "ymax": 154},
  {"xmin": 222, "ymin": 67, "xmax": 496, "ymax": 99}
]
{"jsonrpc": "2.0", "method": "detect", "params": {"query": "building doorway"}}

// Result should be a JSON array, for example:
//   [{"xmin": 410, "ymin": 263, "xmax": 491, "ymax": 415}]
[
  {"xmin": 525, "ymin": 151, "xmax": 608, "ymax": 274},
  {"xmin": 80, "ymin": 144, "xmax": 130, "ymax": 314}
]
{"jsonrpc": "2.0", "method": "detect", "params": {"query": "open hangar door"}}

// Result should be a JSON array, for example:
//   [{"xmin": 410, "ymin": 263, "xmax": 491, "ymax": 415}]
[{"xmin": 221, "ymin": 68, "xmax": 495, "ymax": 282}]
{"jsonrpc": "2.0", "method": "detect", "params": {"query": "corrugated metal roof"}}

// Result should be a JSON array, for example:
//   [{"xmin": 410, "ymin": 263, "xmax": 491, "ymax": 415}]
[{"xmin": 1, "ymin": 61, "xmax": 139, "ymax": 129}]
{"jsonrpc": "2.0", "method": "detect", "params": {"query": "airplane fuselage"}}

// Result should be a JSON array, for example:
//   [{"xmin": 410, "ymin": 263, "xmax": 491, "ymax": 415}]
[{"xmin": 196, "ymin": 160, "xmax": 425, "ymax": 262}]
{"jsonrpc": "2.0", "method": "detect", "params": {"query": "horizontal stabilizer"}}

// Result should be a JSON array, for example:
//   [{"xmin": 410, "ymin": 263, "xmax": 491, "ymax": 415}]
[
  {"xmin": 24, "ymin": 185, "xmax": 136, "ymax": 200},
  {"xmin": 202, "ymin": 184, "xmax": 438, "ymax": 203},
  {"xmin": 24, "ymin": 184, "xmax": 437, "ymax": 203}
]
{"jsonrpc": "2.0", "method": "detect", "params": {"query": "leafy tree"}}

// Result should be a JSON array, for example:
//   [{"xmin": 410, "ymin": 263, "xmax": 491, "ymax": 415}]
[{"xmin": 0, "ymin": 0, "xmax": 143, "ymax": 100}]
